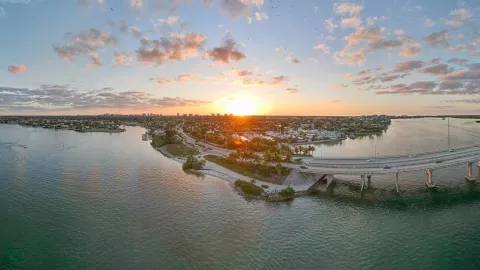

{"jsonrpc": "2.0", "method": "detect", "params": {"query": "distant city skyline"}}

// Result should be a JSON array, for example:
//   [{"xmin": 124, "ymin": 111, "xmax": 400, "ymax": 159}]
[{"xmin": 1, "ymin": 0, "xmax": 479, "ymax": 116}]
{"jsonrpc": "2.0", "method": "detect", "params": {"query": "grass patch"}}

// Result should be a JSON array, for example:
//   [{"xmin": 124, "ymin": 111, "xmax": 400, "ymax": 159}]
[
  {"xmin": 204, "ymin": 155, "xmax": 290, "ymax": 184},
  {"xmin": 164, "ymin": 144, "xmax": 199, "ymax": 157},
  {"xmin": 235, "ymin": 180, "xmax": 264, "ymax": 196}
]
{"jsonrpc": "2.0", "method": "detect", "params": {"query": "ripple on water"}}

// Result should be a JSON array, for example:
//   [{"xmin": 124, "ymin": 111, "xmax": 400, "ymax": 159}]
[{"xmin": 2, "ymin": 123, "xmax": 480, "ymax": 269}]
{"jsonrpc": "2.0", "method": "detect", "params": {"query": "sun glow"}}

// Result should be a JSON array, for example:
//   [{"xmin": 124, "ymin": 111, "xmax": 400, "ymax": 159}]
[{"xmin": 217, "ymin": 94, "xmax": 263, "ymax": 116}]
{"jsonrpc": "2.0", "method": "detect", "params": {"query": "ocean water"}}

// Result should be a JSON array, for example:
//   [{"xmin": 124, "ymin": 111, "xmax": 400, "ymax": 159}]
[{"xmin": 2, "ymin": 119, "xmax": 480, "ymax": 269}]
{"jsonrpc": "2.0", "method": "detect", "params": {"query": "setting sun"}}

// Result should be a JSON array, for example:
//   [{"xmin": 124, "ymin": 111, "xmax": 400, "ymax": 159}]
[{"xmin": 218, "ymin": 94, "xmax": 262, "ymax": 116}]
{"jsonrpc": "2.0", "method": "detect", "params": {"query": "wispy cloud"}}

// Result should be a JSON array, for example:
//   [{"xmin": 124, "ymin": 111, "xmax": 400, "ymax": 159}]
[
  {"xmin": 286, "ymin": 88, "xmax": 300, "ymax": 94},
  {"xmin": 7, "ymin": 64, "xmax": 27, "ymax": 75},
  {"xmin": 286, "ymin": 55, "xmax": 300, "ymax": 64}
]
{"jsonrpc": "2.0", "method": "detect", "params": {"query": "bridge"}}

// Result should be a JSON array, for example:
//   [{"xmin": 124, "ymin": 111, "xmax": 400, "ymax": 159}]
[{"xmin": 298, "ymin": 145, "xmax": 480, "ymax": 192}]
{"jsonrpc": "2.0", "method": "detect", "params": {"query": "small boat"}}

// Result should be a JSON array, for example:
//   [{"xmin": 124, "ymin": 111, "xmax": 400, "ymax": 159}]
[{"xmin": 261, "ymin": 184, "xmax": 269, "ymax": 189}]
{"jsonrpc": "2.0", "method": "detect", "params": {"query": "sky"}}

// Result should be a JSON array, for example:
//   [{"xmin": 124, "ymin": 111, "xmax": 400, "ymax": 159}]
[{"xmin": 0, "ymin": 0, "xmax": 479, "ymax": 116}]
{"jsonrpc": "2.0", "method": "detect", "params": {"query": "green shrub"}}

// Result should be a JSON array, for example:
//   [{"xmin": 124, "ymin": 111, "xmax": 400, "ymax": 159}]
[
  {"xmin": 183, "ymin": 155, "xmax": 205, "ymax": 170},
  {"xmin": 279, "ymin": 186, "xmax": 295, "ymax": 197}
]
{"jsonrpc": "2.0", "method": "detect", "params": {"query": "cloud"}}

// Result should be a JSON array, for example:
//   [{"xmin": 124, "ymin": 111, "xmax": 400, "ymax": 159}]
[
  {"xmin": 332, "ymin": 100, "xmax": 342, "ymax": 103},
  {"xmin": 352, "ymin": 71, "xmax": 408, "ymax": 85},
  {"xmin": 420, "ymin": 63, "xmax": 454, "ymax": 75},
  {"xmin": 424, "ymin": 105, "xmax": 456, "ymax": 110},
  {"xmin": 334, "ymin": 48, "xmax": 366, "ymax": 65},
  {"xmin": 332, "ymin": 84, "xmax": 349, "ymax": 89},
  {"xmin": 286, "ymin": 55, "xmax": 300, "ymax": 64},
  {"xmin": 345, "ymin": 73, "xmax": 352, "ymax": 78},
  {"xmin": 334, "ymin": 3, "xmax": 363, "ymax": 15},
  {"xmin": 343, "ymin": 27, "xmax": 383, "ymax": 48},
  {"xmin": 7, "ymin": 64, "xmax": 27, "ymax": 75},
  {"xmin": 400, "ymin": 45, "xmax": 421, "ymax": 57},
  {"xmin": 439, "ymin": 70, "xmax": 480, "ymax": 81},
  {"xmin": 340, "ymin": 16, "xmax": 361, "ymax": 29},
  {"xmin": 449, "ymin": 41, "xmax": 480, "ymax": 55},
  {"xmin": 204, "ymin": 35, "xmax": 246, "ymax": 64},
  {"xmin": 449, "ymin": 98, "xmax": 480, "ymax": 104},
  {"xmin": 53, "ymin": 28, "xmax": 117, "ymax": 63},
  {"xmin": 219, "ymin": 0, "xmax": 250, "ymax": 17},
  {"xmin": 113, "ymin": 51, "xmax": 132, "ymax": 65},
  {"xmin": 251, "ymin": 0, "xmax": 263, "ymax": 8},
  {"xmin": 376, "ymin": 81, "xmax": 437, "ymax": 95},
  {"xmin": 424, "ymin": 30, "xmax": 450, "ymax": 48},
  {"xmin": 357, "ymin": 69, "xmax": 371, "ymax": 77},
  {"xmin": 89, "ymin": 52, "xmax": 102, "ymax": 67},
  {"xmin": 445, "ymin": 20, "xmax": 464, "ymax": 27},
  {"xmin": 313, "ymin": 43, "xmax": 330, "ymax": 54},
  {"xmin": 285, "ymin": 88, "xmax": 299, "ymax": 94},
  {"xmin": 449, "ymin": 8, "xmax": 471, "ymax": 20},
  {"xmin": 336, "ymin": 27, "xmax": 421, "ymax": 64},
  {"xmin": 241, "ymin": 75, "xmax": 288, "ymax": 86},
  {"xmin": 137, "ymin": 32, "xmax": 205, "ymax": 65},
  {"xmin": 0, "ymin": 85, "xmax": 211, "ymax": 112},
  {"xmin": 159, "ymin": 16, "xmax": 179, "ymax": 25},
  {"xmin": 369, "ymin": 39, "xmax": 403, "ymax": 50},
  {"xmin": 313, "ymin": 6, "xmax": 318, "ymax": 13},
  {"xmin": 394, "ymin": 29, "xmax": 405, "ymax": 35},
  {"xmin": 254, "ymin": 12, "xmax": 268, "ymax": 21},
  {"xmin": 129, "ymin": 26, "xmax": 143, "ymax": 38},
  {"xmin": 324, "ymin": 18, "xmax": 338, "ymax": 33},
  {"xmin": 392, "ymin": 60, "xmax": 425, "ymax": 72},
  {"xmin": 424, "ymin": 18, "xmax": 435, "ymax": 27},
  {"xmin": 235, "ymin": 69, "xmax": 253, "ymax": 76},
  {"xmin": 130, "ymin": 0, "xmax": 143, "ymax": 8},
  {"xmin": 150, "ymin": 73, "xmax": 196, "ymax": 85},
  {"xmin": 447, "ymin": 58, "xmax": 468, "ymax": 65}
]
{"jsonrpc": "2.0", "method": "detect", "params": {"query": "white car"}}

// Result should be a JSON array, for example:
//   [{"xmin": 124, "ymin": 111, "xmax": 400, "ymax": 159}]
[
  {"xmin": 367, "ymin": 159, "xmax": 373, "ymax": 162},
  {"xmin": 449, "ymin": 149, "xmax": 455, "ymax": 152}
]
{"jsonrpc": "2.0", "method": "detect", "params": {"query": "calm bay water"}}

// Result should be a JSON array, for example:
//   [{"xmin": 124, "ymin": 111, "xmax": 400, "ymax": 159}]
[{"xmin": 2, "ymin": 118, "xmax": 480, "ymax": 269}]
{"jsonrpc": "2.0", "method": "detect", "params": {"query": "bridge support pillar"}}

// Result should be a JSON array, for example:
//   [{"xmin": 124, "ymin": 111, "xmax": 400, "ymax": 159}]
[
  {"xmin": 466, "ymin": 162, "xmax": 475, "ymax": 182},
  {"xmin": 360, "ymin": 175, "xmax": 366, "ymax": 192},
  {"xmin": 477, "ymin": 161, "xmax": 480, "ymax": 182},
  {"xmin": 426, "ymin": 169, "xmax": 436, "ymax": 188},
  {"xmin": 395, "ymin": 172, "xmax": 400, "ymax": 194},
  {"xmin": 326, "ymin": 174, "xmax": 335, "ymax": 188},
  {"xmin": 367, "ymin": 175, "xmax": 372, "ymax": 187}
]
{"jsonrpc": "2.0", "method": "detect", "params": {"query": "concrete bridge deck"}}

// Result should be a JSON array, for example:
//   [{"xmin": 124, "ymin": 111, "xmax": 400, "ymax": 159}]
[{"xmin": 298, "ymin": 145, "xmax": 480, "ymax": 191}]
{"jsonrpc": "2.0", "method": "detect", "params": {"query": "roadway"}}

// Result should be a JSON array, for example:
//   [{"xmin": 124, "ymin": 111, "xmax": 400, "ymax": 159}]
[
  {"xmin": 309, "ymin": 145, "xmax": 480, "ymax": 166},
  {"xmin": 301, "ymin": 153, "xmax": 480, "ymax": 175}
]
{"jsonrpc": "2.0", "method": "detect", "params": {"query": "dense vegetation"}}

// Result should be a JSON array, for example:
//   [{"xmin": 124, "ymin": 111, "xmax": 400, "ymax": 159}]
[
  {"xmin": 204, "ymin": 155, "xmax": 291, "ymax": 184},
  {"xmin": 279, "ymin": 186, "xmax": 295, "ymax": 197},
  {"xmin": 182, "ymin": 155, "xmax": 206, "ymax": 170},
  {"xmin": 151, "ymin": 129, "xmax": 181, "ymax": 148},
  {"xmin": 234, "ymin": 180, "xmax": 264, "ymax": 196}
]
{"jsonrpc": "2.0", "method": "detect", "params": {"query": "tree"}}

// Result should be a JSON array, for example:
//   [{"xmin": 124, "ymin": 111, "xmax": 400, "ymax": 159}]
[{"xmin": 275, "ymin": 163, "xmax": 284, "ymax": 176}]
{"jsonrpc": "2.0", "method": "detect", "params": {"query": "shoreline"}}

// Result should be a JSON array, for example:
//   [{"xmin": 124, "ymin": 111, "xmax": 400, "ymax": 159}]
[{"xmin": 150, "ymin": 143, "xmax": 302, "ymax": 199}]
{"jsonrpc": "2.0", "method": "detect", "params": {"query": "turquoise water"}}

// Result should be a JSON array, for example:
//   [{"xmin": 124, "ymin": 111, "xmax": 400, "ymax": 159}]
[{"xmin": 2, "ymin": 120, "xmax": 480, "ymax": 269}]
